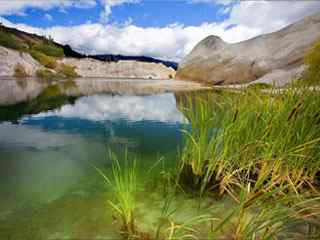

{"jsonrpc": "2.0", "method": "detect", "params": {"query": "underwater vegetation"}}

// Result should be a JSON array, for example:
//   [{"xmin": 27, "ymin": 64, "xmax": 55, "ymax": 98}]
[{"xmin": 96, "ymin": 87, "xmax": 320, "ymax": 239}]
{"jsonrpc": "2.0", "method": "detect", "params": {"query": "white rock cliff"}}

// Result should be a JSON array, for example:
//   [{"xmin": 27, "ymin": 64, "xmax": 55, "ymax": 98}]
[{"xmin": 176, "ymin": 12, "xmax": 320, "ymax": 86}]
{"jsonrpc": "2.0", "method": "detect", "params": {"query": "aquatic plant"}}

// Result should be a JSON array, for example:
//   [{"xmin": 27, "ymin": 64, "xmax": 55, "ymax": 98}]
[
  {"xmin": 211, "ymin": 179, "xmax": 320, "ymax": 239},
  {"xmin": 180, "ymin": 88, "xmax": 320, "ymax": 195},
  {"xmin": 94, "ymin": 151, "xmax": 138, "ymax": 238},
  {"xmin": 176, "ymin": 87, "xmax": 320, "ymax": 238}
]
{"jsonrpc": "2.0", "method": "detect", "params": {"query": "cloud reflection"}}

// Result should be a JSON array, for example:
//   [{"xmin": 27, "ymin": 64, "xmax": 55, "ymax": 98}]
[{"xmin": 33, "ymin": 93, "xmax": 188, "ymax": 124}]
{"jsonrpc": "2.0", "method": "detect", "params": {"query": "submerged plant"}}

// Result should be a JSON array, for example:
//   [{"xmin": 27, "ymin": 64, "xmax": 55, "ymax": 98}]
[{"xmin": 94, "ymin": 150, "xmax": 138, "ymax": 238}]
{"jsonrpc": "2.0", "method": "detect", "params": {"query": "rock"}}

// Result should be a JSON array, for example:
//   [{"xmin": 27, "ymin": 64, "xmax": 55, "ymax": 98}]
[
  {"xmin": 176, "ymin": 12, "xmax": 320, "ymax": 85},
  {"xmin": 0, "ymin": 46, "xmax": 41, "ymax": 77},
  {"xmin": 59, "ymin": 58, "xmax": 175, "ymax": 79}
]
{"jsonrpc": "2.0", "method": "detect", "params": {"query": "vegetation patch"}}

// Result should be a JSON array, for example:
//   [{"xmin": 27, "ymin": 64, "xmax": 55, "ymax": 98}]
[
  {"xmin": 31, "ymin": 40, "xmax": 64, "ymax": 58},
  {"xmin": 0, "ymin": 30, "xmax": 24, "ymax": 51},
  {"xmin": 302, "ymin": 39, "xmax": 320, "ymax": 85},
  {"xmin": 30, "ymin": 50, "xmax": 57, "ymax": 69},
  {"xmin": 57, "ymin": 63, "xmax": 78, "ymax": 78},
  {"xmin": 36, "ymin": 69, "xmax": 63, "ymax": 81},
  {"xmin": 13, "ymin": 63, "xmax": 28, "ymax": 78}
]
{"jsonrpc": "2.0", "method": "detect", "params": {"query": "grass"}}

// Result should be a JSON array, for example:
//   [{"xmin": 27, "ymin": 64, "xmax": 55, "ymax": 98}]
[
  {"xmin": 31, "ymin": 41, "xmax": 64, "ymax": 58},
  {"xmin": 36, "ymin": 64, "xmax": 78, "ymax": 80},
  {"xmin": 94, "ymin": 151, "xmax": 138, "ymax": 238},
  {"xmin": 57, "ymin": 63, "xmax": 78, "ymax": 78},
  {"xmin": 247, "ymin": 82, "xmax": 273, "ymax": 89},
  {"xmin": 303, "ymin": 39, "xmax": 320, "ymax": 85},
  {"xmin": 0, "ymin": 30, "xmax": 24, "ymax": 51},
  {"xmin": 36, "ymin": 69, "xmax": 63, "ymax": 81},
  {"xmin": 167, "ymin": 87, "xmax": 320, "ymax": 239},
  {"xmin": 179, "ymin": 88, "xmax": 320, "ymax": 196},
  {"xmin": 30, "ymin": 50, "xmax": 57, "ymax": 69}
]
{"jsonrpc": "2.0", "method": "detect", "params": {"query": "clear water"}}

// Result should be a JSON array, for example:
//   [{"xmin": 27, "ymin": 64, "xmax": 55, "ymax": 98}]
[{"xmin": 0, "ymin": 91, "xmax": 196, "ymax": 239}]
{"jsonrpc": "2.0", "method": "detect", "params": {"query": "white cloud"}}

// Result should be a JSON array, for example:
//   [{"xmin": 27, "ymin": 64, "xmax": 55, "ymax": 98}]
[
  {"xmin": 0, "ymin": 0, "xmax": 96, "ymax": 16},
  {"xmin": 0, "ymin": 16, "xmax": 260, "ymax": 61},
  {"xmin": 0, "ymin": 122, "xmax": 82, "ymax": 150},
  {"xmin": 33, "ymin": 93, "xmax": 188, "ymax": 123},
  {"xmin": 99, "ymin": 0, "xmax": 140, "ymax": 23},
  {"xmin": 44, "ymin": 13, "xmax": 53, "ymax": 22},
  {"xmin": 225, "ymin": 0, "xmax": 320, "ymax": 34}
]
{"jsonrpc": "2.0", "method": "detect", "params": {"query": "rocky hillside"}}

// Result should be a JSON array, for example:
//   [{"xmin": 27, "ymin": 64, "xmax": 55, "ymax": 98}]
[
  {"xmin": 59, "ymin": 58, "xmax": 175, "ymax": 79},
  {"xmin": 176, "ymin": 12, "xmax": 320, "ymax": 86},
  {"xmin": 0, "ymin": 25, "xmax": 175, "ymax": 79}
]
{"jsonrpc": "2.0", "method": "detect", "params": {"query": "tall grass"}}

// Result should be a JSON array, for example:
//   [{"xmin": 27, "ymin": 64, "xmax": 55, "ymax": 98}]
[
  {"xmin": 179, "ymin": 88, "xmax": 320, "ymax": 196},
  {"xmin": 94, "ymin": 151, "xmax": 138, "ymax": 237}
]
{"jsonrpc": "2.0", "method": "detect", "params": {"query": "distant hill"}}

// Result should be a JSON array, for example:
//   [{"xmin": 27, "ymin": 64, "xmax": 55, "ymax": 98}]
[
  {"xmin": 0, "ymin": 24, "xmax": 178, "ymax": 70},
  {"xmin": 91, "ymin": 55, "xmax": 178, "ymax": 70}
]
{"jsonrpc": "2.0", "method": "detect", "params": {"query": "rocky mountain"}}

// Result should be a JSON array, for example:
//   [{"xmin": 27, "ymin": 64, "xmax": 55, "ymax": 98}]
[{"xmin": 176, "ymin": 12, "xmax": 320, "ymax": 86}]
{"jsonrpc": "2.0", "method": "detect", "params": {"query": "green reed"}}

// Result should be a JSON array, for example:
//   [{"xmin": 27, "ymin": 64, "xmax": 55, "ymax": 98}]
[
  {"xmin": 94, "ymin": 150, "xmax": 138, "ymax": 237},
  {"xmin": 179, "ymin": 88, "xmax": 320, "ymax": 195}
]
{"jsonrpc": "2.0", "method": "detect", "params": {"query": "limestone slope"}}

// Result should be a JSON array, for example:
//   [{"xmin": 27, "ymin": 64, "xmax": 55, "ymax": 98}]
[{"xmin": 176, "ymin": 12, "xmax": 320, "ymax": 86}]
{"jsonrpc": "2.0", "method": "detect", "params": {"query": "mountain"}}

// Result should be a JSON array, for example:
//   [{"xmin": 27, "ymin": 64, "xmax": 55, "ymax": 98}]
[{"xmin": 176, "ymin": 12, "xmax": 320, "ymax": 86}]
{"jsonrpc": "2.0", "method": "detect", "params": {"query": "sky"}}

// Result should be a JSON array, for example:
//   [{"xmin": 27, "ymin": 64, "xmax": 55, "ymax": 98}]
[{"xmin": 0, "ymin": 0, "xmax": 320, "ymax": 62}]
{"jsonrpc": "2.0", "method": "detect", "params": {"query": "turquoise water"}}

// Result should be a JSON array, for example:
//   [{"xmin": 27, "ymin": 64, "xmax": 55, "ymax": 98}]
[{"xmin": 0, "ymin": 92, "xmax": 192, "ymax": 239}]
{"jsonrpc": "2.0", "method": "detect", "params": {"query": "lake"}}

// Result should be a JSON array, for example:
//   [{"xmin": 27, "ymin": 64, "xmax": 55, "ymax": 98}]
[{"xmin": 0, "ymin": 78, "xmax": 217, "ymax": 239}]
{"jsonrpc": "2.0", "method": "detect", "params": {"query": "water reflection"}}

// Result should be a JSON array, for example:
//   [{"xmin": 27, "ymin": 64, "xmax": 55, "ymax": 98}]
[
  {"xmin": 32, "ymin": 93, "xmax": 187, "ymax": 123},
  {"xmin": 21, "ymin": 93, "xmax": 189, "ymax": 153},
  {"xmin": 0, "ymin": 91, "xmax": 189, "ymax": 218},
  {"xmin": 0, "ymin": 77, "xmax": 206, "ymax": 107}
]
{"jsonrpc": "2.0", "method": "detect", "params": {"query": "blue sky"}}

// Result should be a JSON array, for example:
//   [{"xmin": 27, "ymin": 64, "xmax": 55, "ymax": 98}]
[
  {"xmin": 0, "ymin": 1, "xmax": 320, "ymax": 61},
  {"xmin": 4, "ymin": 1, "xmax": 230, "ymax": 28}
]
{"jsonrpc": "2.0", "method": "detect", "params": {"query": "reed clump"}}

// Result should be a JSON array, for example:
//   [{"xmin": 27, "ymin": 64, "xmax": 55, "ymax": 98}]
[
  {"xmin": 94, "ymin": 151, "xmax": 147, "ymax": 239},
  {"xmin": 179, "ymin": 88, "xmax": 320, "ymax": 195},
  {"xmin": 176, "ymin": 88, "xmax": 320, "ymax": 239}
]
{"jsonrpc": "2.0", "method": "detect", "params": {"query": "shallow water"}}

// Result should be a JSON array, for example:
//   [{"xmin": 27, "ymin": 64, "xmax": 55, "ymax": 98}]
[{"xmin": 0, "ymin": 84, "xmax": 203, "ymax": 239}]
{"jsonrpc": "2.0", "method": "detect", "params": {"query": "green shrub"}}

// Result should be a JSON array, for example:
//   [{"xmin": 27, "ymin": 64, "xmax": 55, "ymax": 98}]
[
  {"xmin": 0, "ymin": 31, "xmax": 22, "ymax": 50},
  {"xmin": 31, "ymin": 42, "xmax": 64, "ymax": 58},
  {"xmin": 58, "ymin": 63, "xmax": 78, "ymax": 78},
  {"xmin": 13, "ymin": 63, "xmax": 28, "ymax": 78},
  {"xmin": 30, "ymin": 50, "xmax": 57, "ymax": 69},
  {"xmin": 304, "ymin": 39, "xmax": 320, "ymax": 84},
  {"xmin": 36, "ymin": 69, "xmax": 63, "ymax": 81}
]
